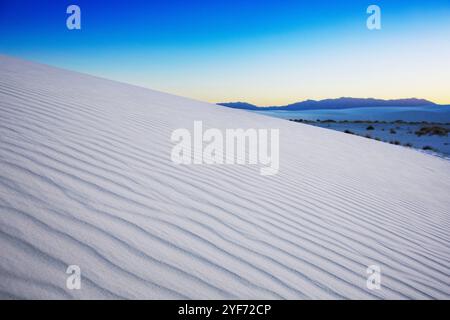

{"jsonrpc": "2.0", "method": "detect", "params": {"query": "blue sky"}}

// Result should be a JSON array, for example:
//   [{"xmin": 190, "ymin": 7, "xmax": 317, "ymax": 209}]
[{"xmin": 1, "ymin": 0, "xmax": 449, "ymax": 104}]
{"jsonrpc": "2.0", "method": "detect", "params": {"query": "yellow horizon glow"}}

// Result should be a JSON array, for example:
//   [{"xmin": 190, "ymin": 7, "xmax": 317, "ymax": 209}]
[{"xmin": 82, "ymin": 16, "xmax": 450, "ymax": 107}]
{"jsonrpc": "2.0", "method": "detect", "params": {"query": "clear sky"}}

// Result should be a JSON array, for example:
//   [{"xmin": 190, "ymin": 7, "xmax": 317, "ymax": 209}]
[{"xmin": 1, "ymin": 0, "xmax": 449, "ymax": 105}]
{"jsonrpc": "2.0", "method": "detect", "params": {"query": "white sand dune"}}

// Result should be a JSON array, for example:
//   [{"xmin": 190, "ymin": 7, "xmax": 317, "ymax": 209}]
[{"xmin": 0, "ymin": 55, "xmax": 449, "ymax": 299}]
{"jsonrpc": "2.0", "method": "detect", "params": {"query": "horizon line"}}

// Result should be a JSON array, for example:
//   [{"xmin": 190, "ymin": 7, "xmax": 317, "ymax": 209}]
[{"xmin": 217, "ymin": 97, "xmax": 450, "ymax": 108}]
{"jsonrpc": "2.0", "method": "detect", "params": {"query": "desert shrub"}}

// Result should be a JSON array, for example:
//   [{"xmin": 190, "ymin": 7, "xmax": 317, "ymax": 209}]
[
  {"xmin": 365, "ymin": 134, "xmax": 372, "ymax": 139},
  {"xmin": 404, "ymin": 142, "xmax": 413, "ymax": 147},
  {"xmin": 390, "ymin": 128, "xmax": 397, "ymax": 134},
  {"xmin": 344, "ymin": 130, "xmax": 354, "ymax": 135},
  {"xmin": 366, "ymin": 125, "xmax": 375, "ymax": 131},
  {"xmin": 415, "ymin": 126, "xmax": 449, "ymax": 137},
  {"xmin": 422, "ymin": 145, "xmax": 434, "ymax": 151}
]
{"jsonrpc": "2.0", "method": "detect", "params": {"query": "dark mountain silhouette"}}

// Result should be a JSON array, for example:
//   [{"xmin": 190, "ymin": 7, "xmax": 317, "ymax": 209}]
[
  {"xmin": 218, "ymin": 102, "xmax": 260, "ymax": 110},
  {"xmin": 218, "ymin": 98, "xmax": 436, "ymax": 111}
]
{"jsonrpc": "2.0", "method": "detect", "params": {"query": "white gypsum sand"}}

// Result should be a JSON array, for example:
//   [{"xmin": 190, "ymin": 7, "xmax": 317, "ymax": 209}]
[{"xmin": 0, "ymin": 55, "xmax": 449, "ymax": 299}]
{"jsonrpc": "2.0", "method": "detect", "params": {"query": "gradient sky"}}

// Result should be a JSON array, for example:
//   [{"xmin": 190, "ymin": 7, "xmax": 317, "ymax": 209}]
[{"xmin": 1, "ymin": 0, "xmax": 449, "ymax": 105}]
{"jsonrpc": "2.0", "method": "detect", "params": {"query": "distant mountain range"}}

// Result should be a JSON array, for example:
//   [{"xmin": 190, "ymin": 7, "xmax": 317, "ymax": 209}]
[{"xmin": 218, "ymin": 98, "xmax": 436, "ymax": 111}]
